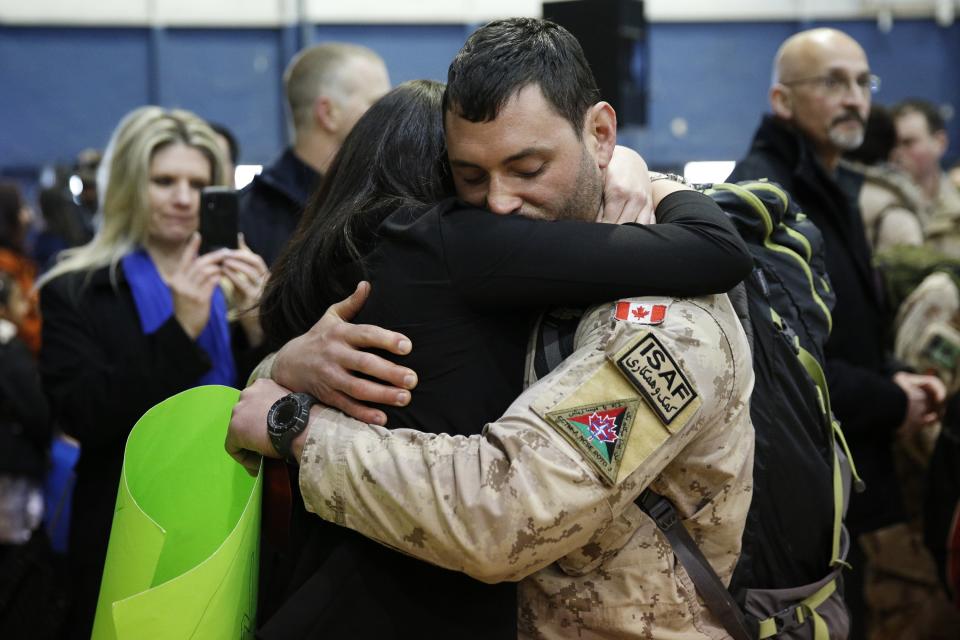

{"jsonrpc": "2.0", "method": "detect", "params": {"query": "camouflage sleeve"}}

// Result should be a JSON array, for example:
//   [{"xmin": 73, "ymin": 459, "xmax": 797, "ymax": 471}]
[{"xmin": 298, "ymin": 295, "xmax": 751, "ymax": 584}]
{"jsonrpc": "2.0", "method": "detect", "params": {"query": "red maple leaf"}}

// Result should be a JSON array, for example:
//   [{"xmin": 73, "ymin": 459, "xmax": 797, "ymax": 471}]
[
  {"xmin": 632, "ymin": 306, "xmax": 648, "ymax": 320},
  {"xmin": 588, "ymin": 411, "xmax": 619, "ymax": 442}
]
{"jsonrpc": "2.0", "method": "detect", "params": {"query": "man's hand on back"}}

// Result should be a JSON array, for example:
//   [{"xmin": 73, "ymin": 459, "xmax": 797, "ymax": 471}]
[{"xmin": 271, "ymin": 281, "xmax": 419, "ymax": 426}]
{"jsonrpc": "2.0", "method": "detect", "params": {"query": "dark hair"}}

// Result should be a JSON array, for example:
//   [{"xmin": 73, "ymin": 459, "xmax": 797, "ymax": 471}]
[
  {"xmin": 0, "ymin": 272, "xmax": 14, "ymax": 308},
  {"xmin": 260, "ymin": 80, "xmax": 453, "ymax": 347},
  {"xmin": 0, "ymin": 181, "xmax": 25, "ymax": 253},
  {"xmin": 892, "ymin": 98, "xmax": 946, "ymax": 134},
  {"xmin": 444, "ymin": 18, "xmax": 600, "ymax": 137},
  {"xmin": 844, "ymin": 105, "xmax": 896, "ymax": 165},
  {"xmin": 209, "ymin": 122, "xmax": 240, "ymax": 165}
]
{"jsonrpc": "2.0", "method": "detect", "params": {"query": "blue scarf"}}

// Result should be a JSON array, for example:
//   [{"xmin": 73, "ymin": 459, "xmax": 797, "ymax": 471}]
[{"xmin": 121, "ymin": 248, "xmax": 236, "ymax": 387}]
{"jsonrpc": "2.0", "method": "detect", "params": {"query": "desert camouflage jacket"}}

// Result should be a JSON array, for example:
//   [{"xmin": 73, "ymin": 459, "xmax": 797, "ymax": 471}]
[{"xmin": 297, "ymin": 294, "xmax": 755, "ymax": 638}]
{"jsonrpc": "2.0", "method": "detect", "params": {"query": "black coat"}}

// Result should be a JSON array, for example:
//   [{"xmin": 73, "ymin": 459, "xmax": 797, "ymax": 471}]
[
  {"xmin": 239, "ymin": 148, "xmax": 321, "ymax": 267},
  {"xmin": 729, "ymin": 115, "xmax": 908, "ymax": 532},
  {"xmin": 39, "ymin": 263, "xmax": 265, "ymax": 638},
  {"xmin": 0, "ymin": 328, "xmax": 50, "ymax": 479}
]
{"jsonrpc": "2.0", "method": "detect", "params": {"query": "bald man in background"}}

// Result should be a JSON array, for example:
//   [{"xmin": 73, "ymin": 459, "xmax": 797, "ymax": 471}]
[
  {"xmin": 239, "ymin": 43, "xmax": 390, "ymax": 266},
  {"xmin": 730, "ymin": 29, "xmax": 956, "ymax": 639}
]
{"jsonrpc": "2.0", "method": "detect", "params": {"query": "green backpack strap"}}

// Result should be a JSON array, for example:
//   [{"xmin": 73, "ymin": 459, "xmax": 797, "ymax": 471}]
[{"xmin": 770, "ymin": 307, "xmax": 863, "ymax": 569}]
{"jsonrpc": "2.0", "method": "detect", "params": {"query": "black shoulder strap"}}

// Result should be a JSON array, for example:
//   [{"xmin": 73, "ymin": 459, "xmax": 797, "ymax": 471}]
[
  {"xmin": 636, "ymin": 490, "xmax": 755, "ymax": 640},
  {"xmin": 533, "ymin": 309, "xmax": 582, "ymax": 380}
]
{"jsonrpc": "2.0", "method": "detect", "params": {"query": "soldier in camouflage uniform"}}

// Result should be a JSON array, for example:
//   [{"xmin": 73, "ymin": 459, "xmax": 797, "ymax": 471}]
[{"xmin": 231, "ymin": 292, "xmax": 754, "ymax": 638}]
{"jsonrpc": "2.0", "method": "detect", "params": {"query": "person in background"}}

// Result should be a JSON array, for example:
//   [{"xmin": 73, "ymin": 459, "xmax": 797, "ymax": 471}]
[
  {"xmin": 239, "ymin": 43, "xmax": 390, "ymax": 266},
  {"xmin": 729, "ymin": 28, "xmax": 956, "ymax": 639},
  {"xmin": 948, "ymin": 159, "xmax": 960, "ymax": 191},
  {"xmin": 842, "ymin": 105, "xmax": 927, "ymax": 253},
  {"xmin": 0, "ymin": 272, "xmax": 50, "ymax": 547},
  {"xmin": 33, "ymin": 185, "xmax": 93, "ymax": 271},
  {"xmin": 210, "ymin": 122, "xmax": 240, "ymax": 188},
  {"xmin": 37, "ymin": 106, "xmax": 269, "ymax": 639},
  {"xmin": 892, "ymin": 99, "xmax": 960, "ymax": 258},
  {"xmin": 0, "ymin": 182, "xmax": 42, "ymax": 354}
]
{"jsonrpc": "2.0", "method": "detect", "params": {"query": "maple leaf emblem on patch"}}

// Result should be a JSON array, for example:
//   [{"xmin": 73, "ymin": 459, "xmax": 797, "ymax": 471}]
[
  {"xmin": 632, "ymin": 306, "xmax": 648, "ymax": 320},
  {"xmin": 588, "ymin": 411, "xmax": 619, "ymax": 442}
]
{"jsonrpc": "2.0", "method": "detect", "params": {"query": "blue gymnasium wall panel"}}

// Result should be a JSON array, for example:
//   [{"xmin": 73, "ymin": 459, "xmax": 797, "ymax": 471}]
[
  {"xmin": 620, "ymin": 19, "xmax": 960, "ymax": 169},
  {"xmin": 0, "ymin": 27, "xmax": 150, "ymax": 170},
  {"xmin": 153, "ymin": 28, "xmax": 286, "ymax": 163},
  {"xmin": 311, "ymin": 23, "xmax": 472, "ymax": 85},
  {"xmin": 1, "ymin": 19, "xmax": 959, "ymax": 180}
]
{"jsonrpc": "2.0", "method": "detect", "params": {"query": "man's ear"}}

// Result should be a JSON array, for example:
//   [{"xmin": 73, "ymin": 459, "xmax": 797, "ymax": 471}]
[
  {"xmin": 770, "ymin": 85, "xmax": 793, "ymax": 120},
  {"xmin": 935, "ymin": 129, "xmax": 949, "ymax": 158},
  {"xmin": 585, "ymin": 102, "xmax": 617, "ymax": 169},
  {"xmin": 313, "ymin": 95, "xmax": 338, "ymax": 133}
]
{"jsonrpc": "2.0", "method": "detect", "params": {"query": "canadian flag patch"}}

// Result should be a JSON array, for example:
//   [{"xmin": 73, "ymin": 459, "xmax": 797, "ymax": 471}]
[{"xmin": 613, "ymin": 301, "xmax": 667, "ymax": 325}]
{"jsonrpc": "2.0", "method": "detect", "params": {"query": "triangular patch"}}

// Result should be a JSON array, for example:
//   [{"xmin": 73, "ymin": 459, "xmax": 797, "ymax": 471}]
[{"xmin": 545, "ymin": 399, "xmax": 640, "ymax": 485}]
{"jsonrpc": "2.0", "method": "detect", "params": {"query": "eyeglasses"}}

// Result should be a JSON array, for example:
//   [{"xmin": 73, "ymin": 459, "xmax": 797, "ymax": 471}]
[{"xmin": 781, "ymin": 73, "xmax": 881, "ymax": 97}]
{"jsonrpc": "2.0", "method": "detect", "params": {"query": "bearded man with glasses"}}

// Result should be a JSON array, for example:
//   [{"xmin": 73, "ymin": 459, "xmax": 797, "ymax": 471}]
[{"xmin": 730, "ymin": 28, "xmax": 959, "ymax": 640}]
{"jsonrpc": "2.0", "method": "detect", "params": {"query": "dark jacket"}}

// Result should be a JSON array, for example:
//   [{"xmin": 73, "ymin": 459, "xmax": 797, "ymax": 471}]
[
  {"xmin": 729, "ymin": 115, "xmax": 908, "ymax": 532},
  {"xmin": 0, "ymin": 324, "xmax": 50, "ymax": 479},
  {"xmin": 239, "ymin": 148, "xmax": 321, "ymax": 267}
]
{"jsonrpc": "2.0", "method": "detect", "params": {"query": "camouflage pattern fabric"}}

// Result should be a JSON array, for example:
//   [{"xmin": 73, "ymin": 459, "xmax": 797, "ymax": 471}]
[
  {"xmin": 860, "ymin": 522, "xmax": 960, "ymax": 640},
  {"xmin": 923, "ymin": 175, "xmax": 960, "ymax": 260},
  {"xmin": 875, "ymin": 245, "xmax": 960, "ymax": 316},
  {"xmin": 894, "ymin": 271, "xmax": 960, "ymax": 395},
  {"xmin": 297, "ymin": 294, "xmax": 755, "ymax": 638}
]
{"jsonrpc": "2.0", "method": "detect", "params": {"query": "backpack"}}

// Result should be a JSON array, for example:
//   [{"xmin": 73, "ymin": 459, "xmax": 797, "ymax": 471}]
[{"xmin": 533, "ymin": 180, "xmax": 860, "ymax": 639}]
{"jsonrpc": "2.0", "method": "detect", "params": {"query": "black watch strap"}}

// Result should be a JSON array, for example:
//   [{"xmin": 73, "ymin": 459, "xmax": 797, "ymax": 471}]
[{"xmin": 268, "ymin": 392, "xmax": 318, "ymax": 464}]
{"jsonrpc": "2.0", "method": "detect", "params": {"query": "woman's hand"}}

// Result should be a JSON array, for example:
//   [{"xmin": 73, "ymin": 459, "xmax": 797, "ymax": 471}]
[
  {"xmin": 598, "ymin": 145, "xmax": 655, "ymax": 225},
  {"xmin": 168, "ymin": 233, "xmax": 226, "ymax": 339},
  {"xmin": 222, "ymin": 234, "xmax": 269, "ymax": 346}
]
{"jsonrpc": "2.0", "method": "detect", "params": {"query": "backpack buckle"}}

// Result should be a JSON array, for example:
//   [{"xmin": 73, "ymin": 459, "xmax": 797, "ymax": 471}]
[{"xmin": 641, "ymin": 492, "xmax": 678, "ymax": 532}]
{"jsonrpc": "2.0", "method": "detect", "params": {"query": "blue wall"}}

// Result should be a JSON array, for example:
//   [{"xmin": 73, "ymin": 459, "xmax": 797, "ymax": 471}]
[{"xmin": 1, "ymin": 18, "xmax": 957, "ymax": 184}]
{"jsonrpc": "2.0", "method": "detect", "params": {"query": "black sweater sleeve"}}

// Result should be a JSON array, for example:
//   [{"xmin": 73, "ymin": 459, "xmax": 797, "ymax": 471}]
[{"xmin": 442, "ymin": 190, "xmax": 752, "ymax": 309}]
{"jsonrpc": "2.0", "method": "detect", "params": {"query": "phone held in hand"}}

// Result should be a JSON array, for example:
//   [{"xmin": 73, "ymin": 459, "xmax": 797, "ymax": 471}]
[{"xmin": 199, "ymin": 186, "xmax": 239, "ymax": 254}]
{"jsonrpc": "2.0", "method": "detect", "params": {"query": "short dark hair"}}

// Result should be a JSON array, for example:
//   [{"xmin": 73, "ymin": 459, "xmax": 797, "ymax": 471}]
[
  {"xmin": 444, "ymin": 18, "xmax": 600, "ymax": 137},
  {"xmin": 209, "ymin": 122, "xmax": 240, "ymax": 165},
  {"xmin": 892, "ymin": 98, "xmax": 946, "ymax": 134},
  {"xmin": 261, "ymin": 80, "xmax": 453, "ymax": 347},
  {"xmin": 844, "ymin": 105, "xmax": 896, "ymax": 166},
  {"xmin": 0, "ymin": 272, "xmax": 15, "ymax": 308},
  {"xmin": 0, "ymin": 181, "xmax": 25, "ymax": 253}
]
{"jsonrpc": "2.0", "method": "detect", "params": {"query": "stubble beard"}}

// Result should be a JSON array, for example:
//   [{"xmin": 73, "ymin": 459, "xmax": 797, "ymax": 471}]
[{"xmin": 553, "ymin": 146, "xmax": 603, "ymax": 222}]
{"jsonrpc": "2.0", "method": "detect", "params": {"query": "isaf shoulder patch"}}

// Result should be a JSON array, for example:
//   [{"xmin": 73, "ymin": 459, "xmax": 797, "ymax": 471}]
[
  {"xmin": 613, "ymin": 332, "xmax": 698, "ymax": 425},
  {"xmin": 532, "ymin": 330, "xmax": 702, "ymax": 486},
  {"xmin": 545, "ymin": 399, "xmax": 641, "ymax": 485}
]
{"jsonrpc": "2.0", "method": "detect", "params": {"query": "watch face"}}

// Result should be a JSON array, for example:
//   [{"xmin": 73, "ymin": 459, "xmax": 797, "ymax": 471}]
[
  {"xmin": 268, "ymin": 396, "xmax": 299, "ymax": 436},
  {"xmin": 274, "ymin": 401, "xmax": 297, "ymax": 426}
]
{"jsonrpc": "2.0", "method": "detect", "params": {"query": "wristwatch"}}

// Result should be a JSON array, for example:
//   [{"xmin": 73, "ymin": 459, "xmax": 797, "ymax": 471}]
[
  {"xmin": 267, "ymin": 392, "xmax": 318, "ymax": 463},
  {"xmin": 649, "ymin": 171, "xmax": 688, "ymax": 185}
]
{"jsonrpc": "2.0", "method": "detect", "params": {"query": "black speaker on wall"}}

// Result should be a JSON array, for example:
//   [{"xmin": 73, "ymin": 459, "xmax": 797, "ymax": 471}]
[{"xmin": 542, "ymin": 0, "xmax": 649, "ymax": 127}]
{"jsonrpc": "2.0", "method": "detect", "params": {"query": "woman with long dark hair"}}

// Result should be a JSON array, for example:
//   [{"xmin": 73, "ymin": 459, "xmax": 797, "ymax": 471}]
[{"xmin": 255, "ymin": 79, "xmax": 751, "ymax": 638}]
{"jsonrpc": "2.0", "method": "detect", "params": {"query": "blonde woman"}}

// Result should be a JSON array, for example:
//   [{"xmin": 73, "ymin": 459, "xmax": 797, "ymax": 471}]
[{"xmin": 37, "ymin": 106, "xmax": 268, "ymax": 638}]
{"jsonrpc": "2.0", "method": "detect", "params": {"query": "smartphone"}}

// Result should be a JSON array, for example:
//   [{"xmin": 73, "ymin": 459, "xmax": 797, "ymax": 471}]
[{"xmin": 199, "ymin": 186, "xmax": 239, "ymax": 253}]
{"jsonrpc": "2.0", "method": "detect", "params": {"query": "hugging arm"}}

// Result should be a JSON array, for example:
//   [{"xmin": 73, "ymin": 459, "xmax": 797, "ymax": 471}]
[{"xmin": 445, "ymin": 189, "xmax": 751, "ymax": 308}]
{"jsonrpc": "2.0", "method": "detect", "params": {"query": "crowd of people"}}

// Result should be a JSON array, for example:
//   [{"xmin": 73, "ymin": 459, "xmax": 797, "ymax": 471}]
[{"xmin": 1, "ymin": 15, "xmax": 959, "ymax": 640}]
